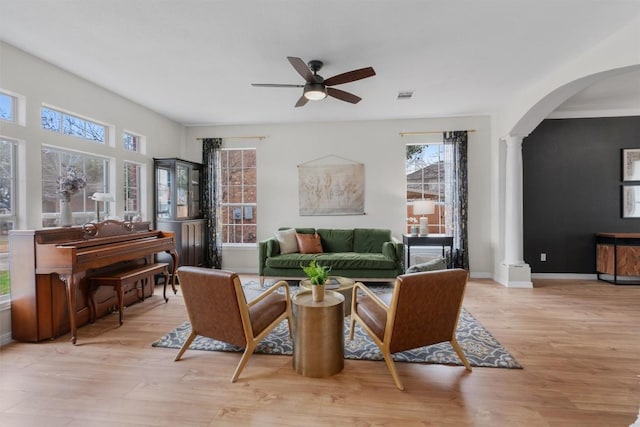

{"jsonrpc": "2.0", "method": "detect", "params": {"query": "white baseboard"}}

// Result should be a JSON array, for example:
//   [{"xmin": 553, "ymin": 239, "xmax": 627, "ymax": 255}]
[
  {"xmin": 531, "ymin": 273, "xmax": 603, "ymax": 280},
  {"xmin": 0, "ymin": 331, "xmax": 13, "ymax": 347},
  {"xmin": 469, "ymin": 271, "xmax": 492, "ymax": 279}
]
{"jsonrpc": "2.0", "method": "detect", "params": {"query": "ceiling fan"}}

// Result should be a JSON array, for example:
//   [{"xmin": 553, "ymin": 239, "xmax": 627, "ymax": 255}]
[{"xmin": 252, "ymin": 57, "xmax": 376, "ymax": 107}]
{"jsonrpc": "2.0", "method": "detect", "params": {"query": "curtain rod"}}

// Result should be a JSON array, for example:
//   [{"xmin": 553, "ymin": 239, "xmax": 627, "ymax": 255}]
[
  {"xmin": 399, "ymin": 129, "xmax": 476, "ymax": 137},
  {"xmin": 196, "ymin": 136, "xmax": 266, "ymax": 141}
]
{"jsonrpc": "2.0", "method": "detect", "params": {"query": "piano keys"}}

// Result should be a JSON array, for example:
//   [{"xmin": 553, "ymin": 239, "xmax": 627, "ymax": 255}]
[{"xmin": 9, "ymin": 220, "xmax": 178, "ymax": 344}]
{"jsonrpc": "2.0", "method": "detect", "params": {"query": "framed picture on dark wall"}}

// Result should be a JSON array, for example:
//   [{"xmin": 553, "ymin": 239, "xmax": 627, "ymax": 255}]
[
  {"xmin": 622, "ymin": 185, "xmax": 640, "ymax": 218},
  {"xmin": 622, "ymin": 148, "xmax": 640, "ymax": 181}
]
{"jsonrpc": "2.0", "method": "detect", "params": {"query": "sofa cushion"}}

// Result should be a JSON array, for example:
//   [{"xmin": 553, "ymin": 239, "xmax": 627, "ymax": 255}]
[
  {"xmin": 317, "ymin": 229, "xmax": 354, "ymax": 253},
  {"xmin": 296, "ymin": 233, "xmax": 323, "ymax": 254},
  {"xmin": 316, "ymin": 253, "xmax": 396, "ymax": 270},
  {"xmin": 353, "ymin": 228, "xmax": 392, "ymax": 253},
  {"xmin": 265, "ymin": 252, "xmax": 396, "ymax": 270},
  {"xmin": 288, "ymin": 227, "xmax": 316, "ymax": 235},
  {"xmin": 275, "ymin": 228, "xmax": 299, "ymax": 254}
]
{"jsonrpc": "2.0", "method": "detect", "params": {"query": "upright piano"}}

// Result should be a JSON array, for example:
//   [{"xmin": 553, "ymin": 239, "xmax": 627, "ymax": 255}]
[{"xmin": 9, "ymin": 220, "xmax": 178, "ymax": 344}]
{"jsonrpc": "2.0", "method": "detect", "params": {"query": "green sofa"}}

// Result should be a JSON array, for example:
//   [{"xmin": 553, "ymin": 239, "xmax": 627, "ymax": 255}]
[{"xmin": 258, "ymin": 227, "xmax": 403, "ymax": 285}]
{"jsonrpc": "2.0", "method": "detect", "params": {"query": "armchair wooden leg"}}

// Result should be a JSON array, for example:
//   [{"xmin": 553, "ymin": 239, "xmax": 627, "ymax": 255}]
[
  {"xmin": 349, "ymin": 316, "xmax": 356, "ymax": 340},
  {"xmin": 381, "ymin": 347, "xmax": 404, "ymax": 391},
  {"xmin": 450, "ymin": 337, "xmax": 472, "ymax": 372},
  {"xmin": 231, "ymin": 342, "xmax": 256, "ymax": 383},
  {"xmin": 174, "ymin": 331, "xmax": 197, "ymax": 361},
  {"xmin": 286, "ymin": 317, "xmax": 293, "ymax": 338}
]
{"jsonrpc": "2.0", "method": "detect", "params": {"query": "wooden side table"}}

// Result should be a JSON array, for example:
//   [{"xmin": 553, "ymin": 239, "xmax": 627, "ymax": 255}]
[
  {"xmin": 291, "ymin": 290, "xmax": 344, "ymax": 378},
  {"xmin": 595, "ymin": 232, "xmax": 640, "ymax": 285},
  {"xmin": 402, "ymin": 234, "xmax": 454, "ymax": 269}
]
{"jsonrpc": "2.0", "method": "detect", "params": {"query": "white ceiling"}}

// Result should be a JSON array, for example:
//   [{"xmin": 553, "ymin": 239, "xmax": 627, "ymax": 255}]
[{"xmin": 1, "ymin": 0, "xmax": 639, "ymax": 126}]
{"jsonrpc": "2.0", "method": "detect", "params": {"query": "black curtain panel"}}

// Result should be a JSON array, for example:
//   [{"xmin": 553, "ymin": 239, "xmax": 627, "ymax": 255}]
[
  {"xmin": 443, "ymin": 131, "xmax": 469, "ymax": 270},
  {"xmin": 202, "ymin": 138, "xmax": 223, "ymax": 268}
]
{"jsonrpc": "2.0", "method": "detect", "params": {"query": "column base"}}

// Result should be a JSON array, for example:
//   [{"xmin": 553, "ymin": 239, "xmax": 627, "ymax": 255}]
[{"xmin": 495, "ymin": 263, "xmax": 532, "ymax": 288}]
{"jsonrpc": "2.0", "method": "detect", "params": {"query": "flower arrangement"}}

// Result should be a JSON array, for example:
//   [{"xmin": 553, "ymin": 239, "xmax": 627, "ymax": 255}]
[
  {"xmin": 407, "ymin": 217, "xmax": 419, "ymax": 235},
  {"xmin": 301, "ymin": 259, "xmax": 331, "ymax": 285},
  {"xmin": 57, "ymin": 166, "xmax": 87, "ymax": 199}
]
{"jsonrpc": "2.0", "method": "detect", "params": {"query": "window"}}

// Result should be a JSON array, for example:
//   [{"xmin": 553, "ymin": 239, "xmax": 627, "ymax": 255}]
[
  {"xmin": 124, "ymin": 161, "xmax": 141, "ymax": 219},
  {"xmin": 41, "ymin": 147, "xmax": 110, "ymax": 226},
  {"xmin": 41, "ymin": 106, "xmax": 107, "ymax": 143},
  {"xmin": 220, "ymin": 148, "xmax": 257, "ymax": 244},
  {"xmin": 406, "ymin": 143, "xmax": 453, "ymax": 235},
  {"xmin": 123, "ymin": 131, "xmax": 142, "ymax": 153},
  {"xmin": 0, "ymin": 138, "xmax": 17, "ymax": 300},
  {"xmin": 0, "ymin": 92, "xmax": 15, "ymax": 122}
]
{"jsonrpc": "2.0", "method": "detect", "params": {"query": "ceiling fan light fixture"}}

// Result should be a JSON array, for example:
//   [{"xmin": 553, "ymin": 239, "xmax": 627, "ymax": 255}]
[{"xmin": 303, "ymin": 83, "xmax": 327, "ymax": 101}]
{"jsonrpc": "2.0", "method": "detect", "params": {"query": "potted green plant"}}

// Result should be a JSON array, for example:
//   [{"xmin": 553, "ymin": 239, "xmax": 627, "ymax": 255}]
[{"xmin": 301, "ymin": 260, "xmax": 331, "ymax": 302}]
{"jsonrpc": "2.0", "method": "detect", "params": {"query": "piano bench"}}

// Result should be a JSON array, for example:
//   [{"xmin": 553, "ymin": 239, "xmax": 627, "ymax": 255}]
[{"xmin": 89, "ymin": 262, "xmax": 170, "ymax": 325}]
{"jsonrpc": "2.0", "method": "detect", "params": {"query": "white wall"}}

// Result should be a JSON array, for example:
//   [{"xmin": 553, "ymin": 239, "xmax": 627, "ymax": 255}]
[
  {"xmin": 185, "ymin": 116, "xmax": 494, "ymax": 278},
  {"xmin": 0, "ymin": 42, "xmax": 186, "ymax": 344},
  {"xmin": 0, "ymin": 42, "xmax": 188, "ymax": 229}
]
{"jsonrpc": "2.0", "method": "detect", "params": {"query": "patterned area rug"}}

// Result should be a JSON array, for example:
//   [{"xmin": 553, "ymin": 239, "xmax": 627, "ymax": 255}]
[{"xmin": 152, "ymin": 282, "xmax": 522, "ymax": 369}]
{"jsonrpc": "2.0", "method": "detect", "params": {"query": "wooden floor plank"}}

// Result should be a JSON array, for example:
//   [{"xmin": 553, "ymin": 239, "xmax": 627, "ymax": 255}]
[{"xmin": 1, "ymin": 276, "xmax": 639, "ymax": 426}]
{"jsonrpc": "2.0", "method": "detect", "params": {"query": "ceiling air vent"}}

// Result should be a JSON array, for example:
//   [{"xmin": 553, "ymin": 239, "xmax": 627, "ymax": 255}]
[{"xmin": 397, "ymin": 91, "xmax": 414, "ymax": 100}]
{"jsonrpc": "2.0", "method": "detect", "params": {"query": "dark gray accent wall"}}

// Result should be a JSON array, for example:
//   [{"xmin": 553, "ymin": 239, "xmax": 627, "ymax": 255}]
[{"xmin": 523, "ymin": 116, "xmax": 640, "ymax": 273}]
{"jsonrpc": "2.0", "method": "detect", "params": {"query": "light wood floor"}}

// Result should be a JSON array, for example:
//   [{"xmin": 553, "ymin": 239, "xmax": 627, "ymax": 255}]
[{"xmin": 1, "ymin": 276, "xmax": 639, "ymax": 427}]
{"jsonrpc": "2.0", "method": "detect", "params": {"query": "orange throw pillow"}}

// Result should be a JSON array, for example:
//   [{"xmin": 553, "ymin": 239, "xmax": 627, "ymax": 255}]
[{"xmin": 296, "ymin": 233, "xmax": 323, "ymax": 254}]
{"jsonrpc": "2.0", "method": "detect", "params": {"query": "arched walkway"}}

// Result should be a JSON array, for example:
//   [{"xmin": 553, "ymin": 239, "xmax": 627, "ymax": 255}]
[{"xmin": 497, "ymin": 64, "xmax": 640, "ymax": 287}]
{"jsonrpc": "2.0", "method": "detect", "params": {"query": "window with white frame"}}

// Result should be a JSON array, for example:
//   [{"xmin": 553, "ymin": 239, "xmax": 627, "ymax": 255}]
[
  {"xmin": 220, "ymin": 148, "xmax": 257, "ymax": 244},
  {"xmin": 123, "ymin": 131, "xmax": 142, "ymax": 153},
  {"xmin": 41, "ymin": 147, "xmax": 110, "ymax": 227},
  {"xmin": 124, "ymin": 161, "xmax": 141, "ymax": 219},
  {"xmin": 0, "ymin": 92, "xmax": 16, "ymax": 123},
  {"xmin": 0, "ymin": 138, "xmax": 17, "ymax": 299},
  {"xmin": 406, "ymin": 143, "xmax": 454, "ymax": 235},
  {"xmin": 41, "ymin": 106, "xmax": 107, "ymax": 143}
]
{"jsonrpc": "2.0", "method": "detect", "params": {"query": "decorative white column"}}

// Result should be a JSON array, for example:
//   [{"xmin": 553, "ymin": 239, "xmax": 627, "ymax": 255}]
[
  {"xmin": 499, "ymin": 134, "xmax": 532, "ymax": 287},
  {"xmin": 503, "ymin": 135, "xmax": 525, "ymax": 265}
]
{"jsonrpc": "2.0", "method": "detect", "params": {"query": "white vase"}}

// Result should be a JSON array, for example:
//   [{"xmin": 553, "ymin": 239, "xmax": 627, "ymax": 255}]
[{"xmin": 60, "ymin": 196, "xmax": 73, "ymax": 227}]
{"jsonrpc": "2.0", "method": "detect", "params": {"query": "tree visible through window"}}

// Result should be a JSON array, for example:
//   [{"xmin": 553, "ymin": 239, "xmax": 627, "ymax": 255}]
[
  {"xmin": 220, "ymin": 148, "xmax": 257, "ymax": 244},
  {"xmin": 0, "ymin": 138, "xmax": 16, "ymax": 298},
  {"xmin": 41, "ymin": 147, "xmax": 109, "ymax": 226},
  {"xmin": 124, "ymin": 161, "xmax": 141, "ymax": 219},
  {"xmin": 41, "ymin": 106, "xmax": 106, "ymax": 143},
  {"xmin": 123, "ymin": 132, "xmax": 140, "ymax": 152},
  {"xmin": 0, "ymin": 92, "xmax": 15, "ymax": 122}
]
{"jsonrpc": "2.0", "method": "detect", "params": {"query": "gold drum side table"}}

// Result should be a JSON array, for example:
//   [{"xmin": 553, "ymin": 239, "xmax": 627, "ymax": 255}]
[{"xmin": 292, "ymin": 290, "xmax": 345, "ymax": 378}]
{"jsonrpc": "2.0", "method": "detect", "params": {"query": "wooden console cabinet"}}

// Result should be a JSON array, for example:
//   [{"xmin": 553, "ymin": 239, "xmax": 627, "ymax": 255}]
[{"xmin": 595, "ymin": 233, "xmax": 640, "ymax": 285}]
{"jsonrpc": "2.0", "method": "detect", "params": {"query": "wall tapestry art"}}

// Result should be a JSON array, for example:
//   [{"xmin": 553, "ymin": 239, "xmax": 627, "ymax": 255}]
[{"xmin": 298, "ymin": 156, "xmax": 364, "ymax": 216}]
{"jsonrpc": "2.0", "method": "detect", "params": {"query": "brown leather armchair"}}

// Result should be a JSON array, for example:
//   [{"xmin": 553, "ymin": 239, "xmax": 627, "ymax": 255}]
[
  {"xmin": 350, "ymin": 269, "xmax": 472, "ymax": 390},
  {"xmin": 174, "ymin": 266, "xmax": 293, "ymax": 382}
]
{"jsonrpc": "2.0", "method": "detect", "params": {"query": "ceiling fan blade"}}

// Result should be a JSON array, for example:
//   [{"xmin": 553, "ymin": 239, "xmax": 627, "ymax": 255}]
[
  {"xmin": 295, "ymin": 95, "xmax": 309, "ymax": 108},
  {"xmin": 324, "ymin": 67, "xmax": 376, "ymax": 86},
  {"xmin": 327, "ymin": 87, "xmax": 362, "ymax": 104},
  {"xmin": 252, "ymin": 83, "xmax": 304, "ymax": 88},
  {"xmin": 287, "ymin": 56, "xmax": 315, "ymax": 83}
]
